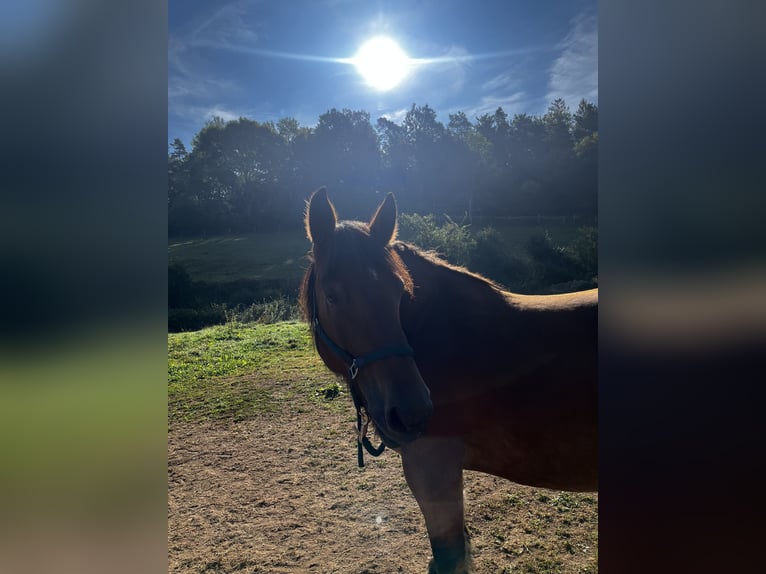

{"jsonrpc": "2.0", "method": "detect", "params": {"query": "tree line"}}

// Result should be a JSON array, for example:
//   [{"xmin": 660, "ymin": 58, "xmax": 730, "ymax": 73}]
[{"xmin": 168, "ymin": 98, "xmax": 597, "ymax": 236}]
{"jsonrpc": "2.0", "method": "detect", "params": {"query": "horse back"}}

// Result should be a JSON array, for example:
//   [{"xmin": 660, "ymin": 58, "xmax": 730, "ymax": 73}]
[{"xmin": 409, "ymin": 282, "xmax": 598, "ymax": 490}]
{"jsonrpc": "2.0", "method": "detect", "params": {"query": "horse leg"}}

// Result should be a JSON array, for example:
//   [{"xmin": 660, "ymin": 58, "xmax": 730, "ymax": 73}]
[{"xmin": 400, "ymin": 437, "xmax": 470, "ymax": 574}]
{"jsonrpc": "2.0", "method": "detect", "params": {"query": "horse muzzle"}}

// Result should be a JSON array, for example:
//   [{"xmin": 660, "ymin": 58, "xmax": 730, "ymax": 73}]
[{"xmin": 370, "ymin": 394, "xmax": 433, "ymax": 448}]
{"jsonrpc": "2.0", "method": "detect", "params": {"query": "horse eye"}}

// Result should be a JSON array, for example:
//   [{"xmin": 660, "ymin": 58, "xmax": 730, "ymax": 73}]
[{"xmin": 325, "ymin": 294, "xmax": 337, "ymax": 306}]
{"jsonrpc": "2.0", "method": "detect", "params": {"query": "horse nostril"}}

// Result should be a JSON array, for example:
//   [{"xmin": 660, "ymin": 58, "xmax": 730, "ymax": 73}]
[
  {"xmin": 386, "ymin": 406, "xmax": 428, "ymax": 436},
  {"xmin": 386, "ymin": 407, "xmax": 408, "ymax": 435}
]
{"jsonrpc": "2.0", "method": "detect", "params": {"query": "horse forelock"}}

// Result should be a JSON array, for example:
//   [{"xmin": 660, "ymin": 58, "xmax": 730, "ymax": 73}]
[
  {"xmin": 305, "ymin": 222, "xmax": 413, "ymax": 297},
  {"xmin": 298, "ymin": 263, "xmax": 314, "ymax": 323}
]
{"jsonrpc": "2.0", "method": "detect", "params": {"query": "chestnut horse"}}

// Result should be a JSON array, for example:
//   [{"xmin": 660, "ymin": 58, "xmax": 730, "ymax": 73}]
[{"xmin": 300, "ymin": 188, "xmax": 597, "ymax": 574}]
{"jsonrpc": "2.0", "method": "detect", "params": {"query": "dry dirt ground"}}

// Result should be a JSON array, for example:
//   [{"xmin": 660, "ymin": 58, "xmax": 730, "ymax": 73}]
[{"xmin": 169, "ymin": 384, "xmax": 598, "ymax": 574}]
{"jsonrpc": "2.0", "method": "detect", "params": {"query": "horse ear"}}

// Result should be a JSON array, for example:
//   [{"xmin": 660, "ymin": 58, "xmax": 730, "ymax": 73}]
[
  {"xmin": 369, "ymin": 193, "xmax": 398, "ymax": 245},
  {"xmin": 306, "ymin": 187, "xmax": 337, "ymax": 245}
]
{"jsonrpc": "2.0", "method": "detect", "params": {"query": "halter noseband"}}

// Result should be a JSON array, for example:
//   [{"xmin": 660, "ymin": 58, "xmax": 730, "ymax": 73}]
[
  {"xmin": 312, "ymin": 316, "xmax": 415, "ymax": 381},
  {"xmin": 309, "ymin": 269, "xmax": 415, "ymax": 466}
]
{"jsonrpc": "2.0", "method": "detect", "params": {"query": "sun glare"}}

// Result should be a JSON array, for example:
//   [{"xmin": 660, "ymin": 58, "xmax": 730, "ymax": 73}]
[{"xmin": 352, "ymin": 36, "xmax": 411, "ymax": 91}]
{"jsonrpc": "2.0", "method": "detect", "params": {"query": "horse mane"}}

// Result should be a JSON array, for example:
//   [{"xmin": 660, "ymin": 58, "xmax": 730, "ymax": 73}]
[
  {"xmin": 391, "ymin": 241, "xmax": 507, "ymax": 296},
  {"xmin": 298, "ymin": 263, "xmax": 314, "ymax": 323}
]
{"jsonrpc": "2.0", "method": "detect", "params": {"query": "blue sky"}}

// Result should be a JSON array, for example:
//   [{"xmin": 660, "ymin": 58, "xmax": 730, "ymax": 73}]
[{"xmin": 169, "ymin": 0, "xmax": 597, "ymax": 148}]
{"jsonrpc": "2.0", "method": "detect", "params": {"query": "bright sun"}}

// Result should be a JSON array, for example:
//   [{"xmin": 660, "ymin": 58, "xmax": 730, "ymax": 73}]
[{"xmin": 352, "ymin": 36, "xmax": 411, "ymax": 91}]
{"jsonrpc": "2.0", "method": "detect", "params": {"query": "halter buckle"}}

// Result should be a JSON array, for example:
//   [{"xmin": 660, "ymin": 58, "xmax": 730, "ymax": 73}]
[{"xmin": 348, "ymin": 360, "xmax": 359, "ymax": 380}]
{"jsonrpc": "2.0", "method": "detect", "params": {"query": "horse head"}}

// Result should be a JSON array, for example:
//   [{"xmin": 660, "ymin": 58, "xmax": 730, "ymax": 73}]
[{"xmin": 303, "ymin": 187, "xmax": 432, "ymax": 448}]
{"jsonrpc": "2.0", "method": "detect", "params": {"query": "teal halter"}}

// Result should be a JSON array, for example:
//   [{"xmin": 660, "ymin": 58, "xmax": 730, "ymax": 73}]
[{"xmin": 308, "ymin": 270, "xmax": 415, "ymax": 466}]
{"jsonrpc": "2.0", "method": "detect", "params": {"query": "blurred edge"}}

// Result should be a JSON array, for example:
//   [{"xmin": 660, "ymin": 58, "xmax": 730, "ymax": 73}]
[
  {"xmin": 0, "ymin": 1, "xmax": 167, "ymax": 574},
  {"xmin": 600, "ymin": 2, "xmax": 766, "ymax": 572}
]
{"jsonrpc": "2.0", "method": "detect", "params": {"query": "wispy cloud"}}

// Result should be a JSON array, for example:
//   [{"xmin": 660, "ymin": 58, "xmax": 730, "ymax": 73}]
[
  {"xmin": 167, "ymin": 47, "xmax": 238, "ymax": 102},
  {"xmin": 168, "ymin": 51, "xmax": 241, "ymax": 133},
  {"xmin": 546, "ymin": 10, "xmax": 598, "ymax": 105},
  {"xmin": 410, "ymin": 43, "xmax": 472, "ymax": 98},
  {"xmin": 188, "ymin": 1, "xmax": 260, "ymax": 47},
  {"xmin": 168, "ymin": 1, "xmax": 263, "ymax": 139},
  {"xmin": 172, "ymin": 103, "xmax": 241, "ymax": 124},
  {"xmin": 460, "ymin": 92, "xmax": 529, "ymax": 119},
  {"xmin": 481, "ymin": 72, "xmax": 519, "ymax": 93},
  {"xmin": 450, "ymin": 45, "xmax": 546, "ymax": 118}
]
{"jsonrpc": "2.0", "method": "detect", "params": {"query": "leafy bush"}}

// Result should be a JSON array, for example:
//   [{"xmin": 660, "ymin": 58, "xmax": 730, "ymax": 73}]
[
  {"xmin": 168, "ymin": 262, "xmax": 301, "ymax": 331},
  {"xmin": 524, "ymin": 230, "xmax": 581, "ymax": 286},
  {"xmin": 470, "ymin": 226, "xmax": 509, "ymax": 275},
  {"xmin": 168, "ymin": 305, "xmax": 227, "ymax": 332},
  {"xmin": 565, "ymin": 225, "xmax": 597, "ymax": 278},
  {"xmin": 396, "ymin": 215, "xmax": 598, "ymax": 293},
  {"xmin": 522, "ymin": 227, "xmax": 598, "ymax": 292},
  {"xmin": 168, "ymin": 264, "xmax": 196, "ymax": 307},
  {"xmin": 398, "ymin": 213, "xmax": 476, "ymax": 266},
  {"xmin": 229, "ymin": 296, "xmax": 301, "ymax": 324},
  {"xmin": 469, "ymin": 226, "xmax": 533, "ymax": 290}
]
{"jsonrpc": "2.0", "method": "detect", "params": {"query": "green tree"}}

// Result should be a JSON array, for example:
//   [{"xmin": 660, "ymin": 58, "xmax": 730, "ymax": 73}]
[
  {"xmin": 168, "ymin": 98, "xmax": 599, "ymax": 236},
  {"xmin": 304, "ymin": 108, "xmax": 381, "ymax": 216},
  {"xmin": 543, "ymin": 98, "xmax": 574, "ymax": 161},
  {"xmin": 376, "ymin": 116, "xmax": 412, "ymax": 193},
  {"xmin": 179, "ymin": 117, "xmax": 287, "ymax": 233},
  {"xmin": 573, "ymin": 99, "xmax": 598, "ymax": 143},
  {"xmin": 571, "ymin": 100, "xmax": 598, "ymax": 214},
  {"xmin": 447, "ymin": 111, "xmax": 472, "ymax": 140},
  {"xmin": 446, "ymin": 112, "xmax": 493, "ymax": 218},
  {"xmin": 540, "ymin": 99, "xmax": 578, "ymax": 214},
  {"xmin": 168, "ymin": 138, "xmax": 188, "ymax": 207},
  {"xmin": 400, "ymin": 104, "xmax": 455, "ymax": 212},
  {"xmin": 168, "ymin": 138, "xmax": 206, "ymax": 236},
  {"xmin": 276, "ymin": 117, "xmax": 306, "ymax": 143}
]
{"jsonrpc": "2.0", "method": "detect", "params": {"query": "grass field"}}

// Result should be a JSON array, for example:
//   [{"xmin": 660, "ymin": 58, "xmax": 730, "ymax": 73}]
[
  {"xmin": 168, "ymin": 231, "xmax": 311, "ymax": 284},
  {"xmin": 168, "ymin": 218, "xmax": 589, "ymax": 285}
]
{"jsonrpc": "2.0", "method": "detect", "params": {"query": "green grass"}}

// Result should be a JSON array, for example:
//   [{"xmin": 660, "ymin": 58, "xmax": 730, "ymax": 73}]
[
  {"xmin": 168, "ymin": 320, "xmax": 339, "ymax": 422},
  {"xmin": 168, "ymin": 231, "xmax": 310, "ymax": 284}
]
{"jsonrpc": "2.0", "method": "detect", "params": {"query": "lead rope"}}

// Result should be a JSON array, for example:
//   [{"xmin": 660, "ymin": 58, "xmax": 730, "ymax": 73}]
[
  {"xmin": 349, "ymin": 377, "xmax": 385, "ymax": 467},
  {"xmin": 356, "ymin": 406, "xmax": 386, "ymax": 468}
]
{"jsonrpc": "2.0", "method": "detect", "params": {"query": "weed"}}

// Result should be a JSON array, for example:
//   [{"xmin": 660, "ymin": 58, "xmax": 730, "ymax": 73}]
[
  {"xmin": 315, "ymin": 382, "xmax": 343, "ymax": 400},
  {"xmin": 522, "ymin": 556, "xmax": 563, "ymax": 573},
  {"xmin": 490, "ymin": 528, "xmax": 506, "ymax": 543},
  {"xmin": 229, "ymin": 296, "xmax": 301, "ymax": 324},
  {"xmin": 550, "ymin": 492, "xmax": 579, "ymax": 510}
]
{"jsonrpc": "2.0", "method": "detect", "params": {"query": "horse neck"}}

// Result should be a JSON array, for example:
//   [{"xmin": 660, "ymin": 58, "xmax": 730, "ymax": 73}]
[
  {"xmin": 396, "ymin": 244, "xmax": 508, "ymax": 341},
  {"xmin": 396, "ymin": 243, "xmax": 596, "ymax": 366}
]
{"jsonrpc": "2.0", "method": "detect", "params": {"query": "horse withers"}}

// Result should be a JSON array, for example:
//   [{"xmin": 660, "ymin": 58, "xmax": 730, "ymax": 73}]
[{"xmin": 300, "ymin": 188, "xmax": 597, "ymax": 574}]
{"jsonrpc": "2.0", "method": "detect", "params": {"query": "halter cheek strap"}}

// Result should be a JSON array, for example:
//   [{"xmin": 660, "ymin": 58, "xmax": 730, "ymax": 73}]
[{"xmin": 309, "ymin": 270, "xmax": 415, "ymax": 466}]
